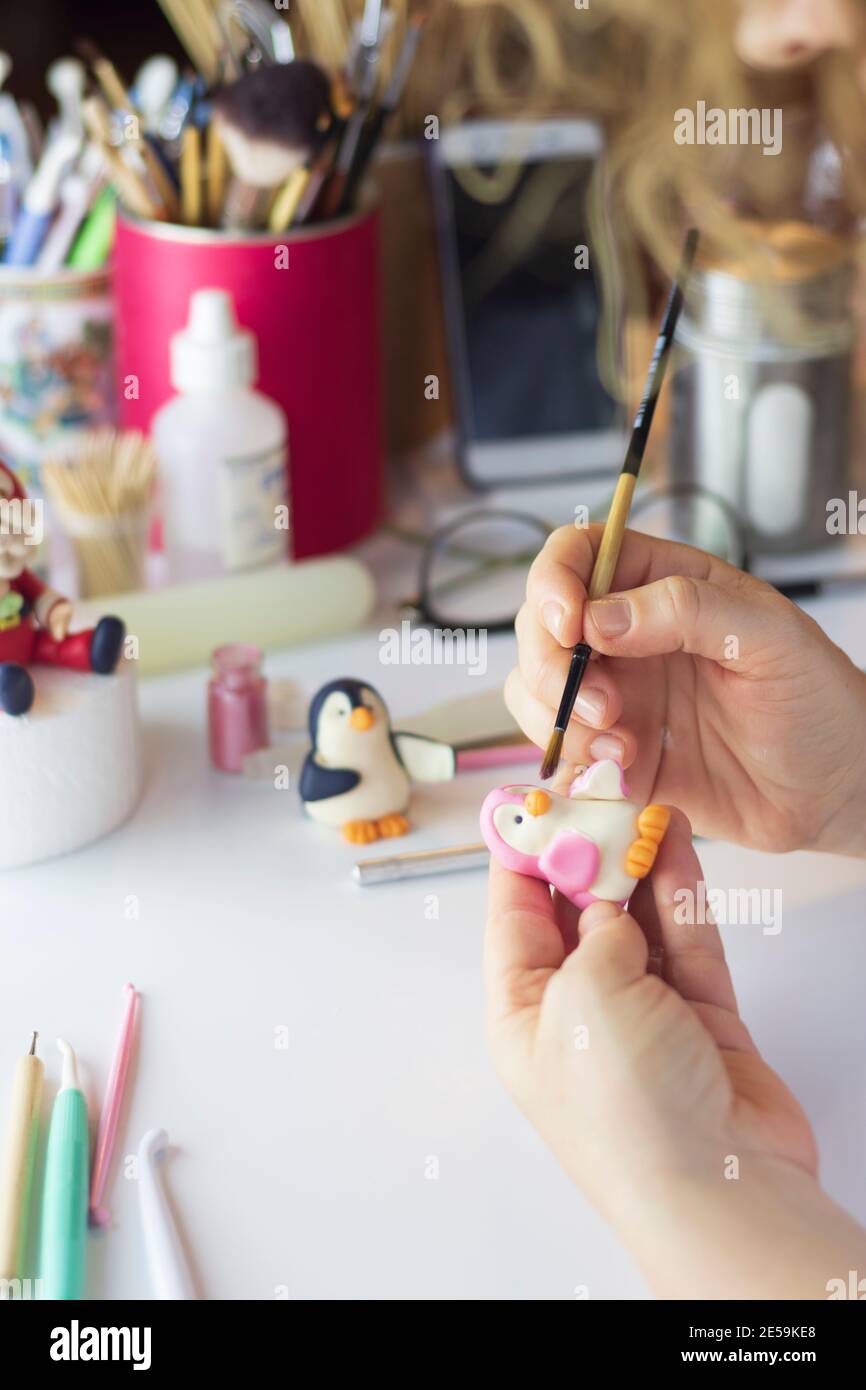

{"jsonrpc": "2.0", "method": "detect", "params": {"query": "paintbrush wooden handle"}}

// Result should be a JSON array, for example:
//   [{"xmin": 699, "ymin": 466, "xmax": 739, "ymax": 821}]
[
  {"xmin": 83, "ymin": 96, "xmax": 162, "ymax": 221},
  {"xmin": 180, "ymin": 126, "xmax": 202, "ymax": 227},
  {"xmin": 587, "ymin": 472, "xmax": 637, "ymax": 600},
  {"xmin": 206, "ymin": 121, "xmax": 227, "ymax": 227},
  {"xmin": 587, "ymin": 230, "xmax": 699, "ymax": 601},
  {"xmin": 269, "ymin": 168, "xmax": 310, "ymax": 233}
]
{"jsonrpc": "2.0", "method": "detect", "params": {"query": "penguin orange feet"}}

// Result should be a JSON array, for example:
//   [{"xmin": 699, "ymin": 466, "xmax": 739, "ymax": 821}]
[
  {"xmin": 342, "ymin": 818, "xmax": 381, "ymax": 845},
  {"xmin": 377, "ymin": 812, "xmax": 410, "ymax": 839},
  {"xmin": 625, "ymin": 804, "xmax": 671, "ymax": 880}
]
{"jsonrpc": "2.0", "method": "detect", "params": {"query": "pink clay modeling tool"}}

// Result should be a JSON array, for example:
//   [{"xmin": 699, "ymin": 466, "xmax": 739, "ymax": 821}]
[
  {"xmin": 89, "ymin": 983, "xmax": 139, "ymax": 1228},
  {"xmin": 455, "ymin": 743, "xmax": 537, "ymax": 772}
]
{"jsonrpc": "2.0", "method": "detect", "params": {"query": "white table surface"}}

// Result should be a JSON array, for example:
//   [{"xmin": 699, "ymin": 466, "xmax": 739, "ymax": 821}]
[{"xmin": 2, "ymin": 577, "xmax": 866, "ymax": 1302}]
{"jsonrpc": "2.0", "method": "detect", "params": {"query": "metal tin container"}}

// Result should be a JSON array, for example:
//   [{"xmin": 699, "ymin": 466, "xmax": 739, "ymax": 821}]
[
  {"xmin": 113, "ymin": 202, "xmax": 383, "ymax": 561},
  {"xmin": 670, "ymin": 255, "xmax": 854, "ymax": 555}
]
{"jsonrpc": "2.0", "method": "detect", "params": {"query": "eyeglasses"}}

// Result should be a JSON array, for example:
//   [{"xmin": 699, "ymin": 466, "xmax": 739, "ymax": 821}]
[{"xmin": 397, "ymin": 485, "xmax": 747, "ymax": 632}]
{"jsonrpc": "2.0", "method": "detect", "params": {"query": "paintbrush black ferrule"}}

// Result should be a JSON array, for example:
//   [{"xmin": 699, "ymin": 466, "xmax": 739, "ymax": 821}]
[{"xmin": 553, "ymin": 642, "xmax": 593, "ymax": 732}]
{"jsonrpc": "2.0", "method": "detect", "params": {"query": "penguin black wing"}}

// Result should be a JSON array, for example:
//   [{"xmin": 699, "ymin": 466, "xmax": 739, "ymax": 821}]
[{"xmin": 299, "ymin": 754, "xmax": 360, "ymax": 803}]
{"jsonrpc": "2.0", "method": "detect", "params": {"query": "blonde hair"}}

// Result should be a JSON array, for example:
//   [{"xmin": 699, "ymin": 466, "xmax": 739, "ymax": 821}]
[{"xmin": 303, "ymin": 2, "xmax": 866, "ymax": 391}]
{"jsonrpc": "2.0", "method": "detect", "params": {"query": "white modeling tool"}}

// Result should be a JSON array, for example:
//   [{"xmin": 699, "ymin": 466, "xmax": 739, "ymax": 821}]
[
  {"xmin": 4, "ymin": 127, "xmax": 81, "ymax": 266},
  {"xmin": 45, "ymin": 58, "xmax": 86, "ymax": 141},
  {"xmin": 37, "ymin": 143, "xmax": 105, "ymax": 270},
  {"xmin": 132, "ymin": 56, "xmax": 178, "ymax": 133},
  {"xmin": 0, "ymin": 52, "xmax": 32, "ymax": 209},
  {"xmin": 138, "ymin": 1129, "xmax": 197, "ymax": 1300}
]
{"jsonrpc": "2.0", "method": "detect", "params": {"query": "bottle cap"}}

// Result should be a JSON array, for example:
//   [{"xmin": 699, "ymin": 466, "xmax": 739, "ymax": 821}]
[{"xmin": 170, "ymin": 288, "xmax": 257, "ymax": 392}]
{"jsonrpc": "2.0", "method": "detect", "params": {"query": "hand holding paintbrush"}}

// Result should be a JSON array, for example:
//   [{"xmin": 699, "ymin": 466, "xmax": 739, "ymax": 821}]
[{"xmin": 539, "ymin": 228, "xmax": 699, "ymax": 781}]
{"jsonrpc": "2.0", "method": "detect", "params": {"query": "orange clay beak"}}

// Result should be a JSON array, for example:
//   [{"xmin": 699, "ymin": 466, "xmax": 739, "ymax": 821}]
[
  {"xmin": 524, "ymin": 790, "xmax": 551, "ymax": 816},
  {"xmin": 350, "ymin": 706, "xmax": 374, "ymax": 732}
]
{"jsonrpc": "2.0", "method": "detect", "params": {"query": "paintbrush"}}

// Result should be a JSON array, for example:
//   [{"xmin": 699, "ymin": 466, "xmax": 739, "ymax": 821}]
[
  {"xmin": 337, "ymin": 10, "xmax": 426, "ymax": 216},
  {"xmin": 81, "ymin": 96, "xmax": 162, "ymax": 220},
  {"xmin": 180, "ymin": 124, "xmax": 202, "ymax": 224},
  {"xmin": 290, "ymin": 130, "xmax": 341, "ymax": 225},
  {"xmin": 317, "ymin": 0, "xmax": 385, "ymax": 219},
  {"xmin": 205, "ymin": 118, "xmax": 227, "ymax": 224},
  {"xmin": 78, "ymin": 40, "xmax": 179, "ymax": 220},
  {"xmin": 538, "ymin": 227, "xmax": 699, "ymax": 781},
  {"xmin": 156, "ymin": 0, "xmax": 222, "ymax": 84},
  {"xmin": 289, "ymin": 71, "xmax": 352, "ymax": 225}
]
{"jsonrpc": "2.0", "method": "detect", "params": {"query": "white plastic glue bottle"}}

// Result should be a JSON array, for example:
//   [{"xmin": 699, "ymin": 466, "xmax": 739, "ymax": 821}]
[{"xmin": 152, "ymin": 288, "xmax": 288, "ymax": 583}]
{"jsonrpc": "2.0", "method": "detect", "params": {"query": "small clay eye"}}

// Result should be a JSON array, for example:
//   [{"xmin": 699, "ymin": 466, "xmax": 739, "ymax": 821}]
[{"xmin": 514, "ymin": 814, "xmax": 523, "ymax": 824}]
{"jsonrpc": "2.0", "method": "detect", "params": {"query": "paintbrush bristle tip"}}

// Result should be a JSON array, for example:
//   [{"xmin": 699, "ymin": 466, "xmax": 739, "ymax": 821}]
[{"xmin": 538, "ymin": 730, "xmax": 564, "ymax": 782}]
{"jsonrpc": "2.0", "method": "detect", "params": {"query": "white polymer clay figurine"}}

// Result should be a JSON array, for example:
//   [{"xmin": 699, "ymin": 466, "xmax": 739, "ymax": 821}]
[
  {"xmin": 299, "ymin": 677, "xmax": 456, "ymax": 844},
  {"xmin": 480, "ymin": 759, "xmax": 671, "ymax": 908}
]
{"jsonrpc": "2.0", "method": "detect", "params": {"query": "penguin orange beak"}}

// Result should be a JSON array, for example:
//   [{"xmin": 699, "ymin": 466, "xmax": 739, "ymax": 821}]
[
  {"xmin": 524, "ymin": 790, "xmax": 551, "ymax": 816},
  {"xmin": 350, "ymin": 706, "xmax": 374, "ymax": 732}
]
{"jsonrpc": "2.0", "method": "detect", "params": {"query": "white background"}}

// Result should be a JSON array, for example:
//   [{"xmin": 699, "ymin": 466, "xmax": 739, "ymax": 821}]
[{"xmin": 1, "ymin": 583, "xmax": 865, "ymax": 1300}]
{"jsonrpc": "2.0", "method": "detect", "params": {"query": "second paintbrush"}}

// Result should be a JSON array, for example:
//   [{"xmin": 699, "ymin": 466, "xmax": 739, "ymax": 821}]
[{"xmin": 539, "ymin": 228, "xmax": 699, "ymax": 781}]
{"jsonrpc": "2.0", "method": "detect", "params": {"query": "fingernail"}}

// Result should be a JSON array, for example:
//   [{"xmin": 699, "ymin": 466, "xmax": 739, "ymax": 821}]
[
  {"xmin": 589, "ymin": 733, "xmax": 625, "ymax": 762},
  {"xmin": 580, "ymin": 900, "xmax": 621, "ymax": 933},
  {"xmin": 573, "ymin": 686, "xmax": 607, "ymax": 726},
  {"xmin": 588, "ymin": 598, "xmax": 631, "ymax": 638},
  {"xmin": 541, "ymin": 601, "xmax": 564, "ymax": 640}
]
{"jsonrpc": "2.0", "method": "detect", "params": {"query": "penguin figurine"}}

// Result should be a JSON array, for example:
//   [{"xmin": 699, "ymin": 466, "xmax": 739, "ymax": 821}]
[
  {"xmin": 299, "ymin": 678, "xmax": 456, "ymax": 844},
  {"xmin": 480, "ymin": 759, "xmax": 671, "ymax": 908}
]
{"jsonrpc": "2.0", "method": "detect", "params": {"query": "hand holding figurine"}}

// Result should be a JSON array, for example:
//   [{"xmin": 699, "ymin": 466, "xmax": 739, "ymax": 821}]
[
  {"xmin": 485, "ymin": 813, "xmax": 866, "ymax": 1298},
  {"xmin": 508, "ymin": 524, "xmax": 866, "ymax": 858},
  {"xmin": 481, "ymin": 759, "xmax": 670, "ymax": 908}
]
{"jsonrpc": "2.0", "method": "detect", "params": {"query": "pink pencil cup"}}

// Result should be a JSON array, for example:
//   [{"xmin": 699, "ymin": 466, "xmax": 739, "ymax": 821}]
[{"xmin": 112, "ymin": 207, "xmax": 382, "ymax": 560}]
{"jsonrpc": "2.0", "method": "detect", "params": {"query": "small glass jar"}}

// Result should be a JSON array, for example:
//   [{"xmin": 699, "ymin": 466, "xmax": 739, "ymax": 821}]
[{"xmin": 207, "ymin": 643, "xmax": 269, "ymax": 774}]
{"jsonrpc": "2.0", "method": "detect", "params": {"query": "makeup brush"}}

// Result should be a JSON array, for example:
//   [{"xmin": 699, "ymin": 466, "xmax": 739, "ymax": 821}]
[
  {"xmin": 211, "ymin": 60, "xmax": 332, "ymax": 190},
  {"xmin": 538, "ymin": 227, "xmax": 699, "ymax": 781}
]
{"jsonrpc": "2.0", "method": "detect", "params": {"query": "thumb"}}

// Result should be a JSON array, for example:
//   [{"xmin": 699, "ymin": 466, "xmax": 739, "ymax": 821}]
[
  {"xmin": 561, "ymin": 900, "xmax": 649, "ymax": 998},
  {"xmin": 584, "ymin": 572, "xmax": 796, "ymax": 670}
]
